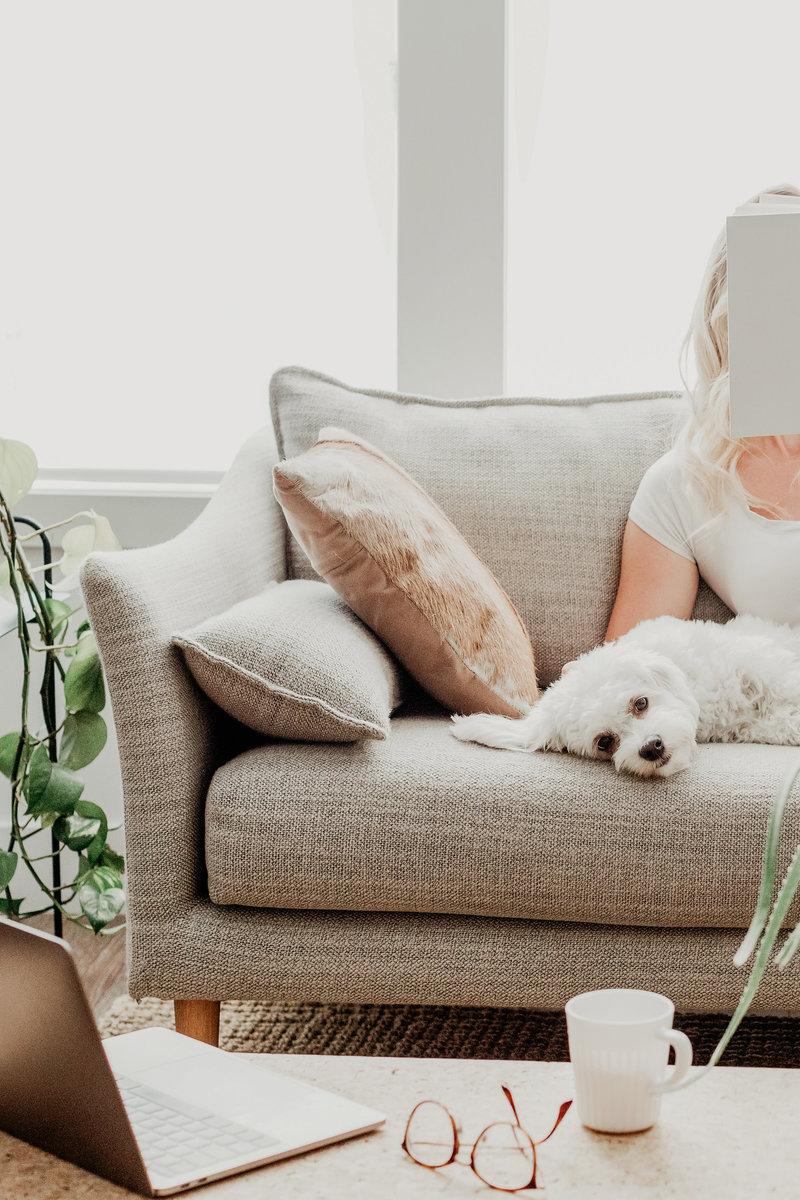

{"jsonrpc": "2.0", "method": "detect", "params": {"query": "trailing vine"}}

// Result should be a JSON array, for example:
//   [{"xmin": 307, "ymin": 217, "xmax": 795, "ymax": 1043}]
[{"xmin": 0, "ymin": 438, "xmax": 124, "ymax": 934}]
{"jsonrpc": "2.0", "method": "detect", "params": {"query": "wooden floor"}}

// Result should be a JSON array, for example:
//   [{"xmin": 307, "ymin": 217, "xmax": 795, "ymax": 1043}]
[{"xmin": 27, "ymin": 913, "xmax": 129, "ymax": 1019}]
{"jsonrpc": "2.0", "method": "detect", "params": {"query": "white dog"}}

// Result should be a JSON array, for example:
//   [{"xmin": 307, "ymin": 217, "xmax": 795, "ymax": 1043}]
[{"xmin": 451, "ymin": 615, "xmax": 800, "ymax": 777}]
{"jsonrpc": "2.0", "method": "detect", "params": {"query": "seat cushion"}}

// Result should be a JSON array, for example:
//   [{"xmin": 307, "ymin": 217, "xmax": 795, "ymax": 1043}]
[
  {"xmin": 270, "ymin": 367, "xmax": 733, "ymax": 687},
  {"xmin": 205, "ymin": 714, "xmax": 800, "ymax": 929}
]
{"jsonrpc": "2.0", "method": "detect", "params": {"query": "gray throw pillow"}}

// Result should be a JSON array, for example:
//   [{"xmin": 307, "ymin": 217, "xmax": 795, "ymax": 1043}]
[{"xmin": 173, "ymin": 580, "xmax": 404, "ymax": 742}]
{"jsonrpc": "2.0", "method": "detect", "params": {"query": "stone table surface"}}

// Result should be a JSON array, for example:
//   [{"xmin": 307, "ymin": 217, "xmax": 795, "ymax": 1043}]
[{"xmin": 1, "ymin": 1053, "xmax": 798, "ymax": 1199}]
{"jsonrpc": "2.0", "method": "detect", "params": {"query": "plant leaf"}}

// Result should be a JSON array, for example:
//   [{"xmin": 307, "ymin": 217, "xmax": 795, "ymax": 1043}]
[
  {"xmin": 64, "ymin": 633, "xmax": 105, "ymax": 713},
  {"xmin": 43, "ymin": 597, "xmax": 74, "ymax": 639},
  {"xmin": 53, "ymin": 811, "xmax": 101, "ymax": 853},
  {"xmin": 72, "ymin": 798, "xmax": 109, "ymax": 866},
  {"xmin": 0, "ymin": 439, "xmax": 38, "ymax": 506},
  {"xmin": 733, "ymin": 757, "xmax": 800, "ymax": 967},
  {"xmin": 23, "ymin": 744, "xmax": 84, "ymax": 817},
  {"xmin": 64, "ymin": 618, "xmax": 91, "ymax": 657},
  {"xmin": 776, "ymin": 918, "xmax": 800, "ymax": 969},
  {"xmin": 0, "ymin": 896, "xmax": 23, "ymax": 917},
  {"xmin": 658, "ymin": 842, "xmax": 800, "ymax": 1094},
  {"xmin": 61, "ymin": 712, "xmax": 107, "ymax": 770},
  {"xmin": 0, "ymin": 731, "xmax": 28, "ymax": 780},
  {"xmin": 0, "ymin": 849, "xmax": 18, "ymax": 890},
  {"xmin": 99, "ymin": 845, "xmax": 125, "ymax": 873},
  {"xmin": 78, "ymin": 884, "xmax": 125, "ymax": 933},
  {"xmin": 87, "ymin": 864, "xmax": 123, "ymax": 892},
  {"xmin": 59, "ymin": 514, "xmax": 121, "ymax": 591}
]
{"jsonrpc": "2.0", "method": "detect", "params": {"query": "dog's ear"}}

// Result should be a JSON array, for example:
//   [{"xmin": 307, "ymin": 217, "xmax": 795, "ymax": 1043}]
[
  {"xmin": 639, "ymin": 653, "xmax": 700, "ymax": 720},
  {"xmin": 638, "ymin": 652, "xmax": 683, "ymax": 691}
]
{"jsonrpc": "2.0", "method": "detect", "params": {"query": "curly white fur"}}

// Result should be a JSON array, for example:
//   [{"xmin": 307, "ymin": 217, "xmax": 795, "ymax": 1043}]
[{"xmin": 451, "ymin": 615, "xmax": 800, "ymax": 778}]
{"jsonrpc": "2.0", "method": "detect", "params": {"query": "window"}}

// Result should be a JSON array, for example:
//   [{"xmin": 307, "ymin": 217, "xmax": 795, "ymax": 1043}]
[
  {"xmin": 506, "ymin": 0, "xmax": 800, "ymax": 397},
  {"xmin": 0, "ymin": 1, "xmax": 397, "ymax": 470}
]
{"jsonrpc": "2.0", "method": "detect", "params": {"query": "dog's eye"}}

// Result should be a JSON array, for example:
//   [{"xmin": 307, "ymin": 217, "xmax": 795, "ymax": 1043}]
[
  {"xmin": 595, "ymin": 733, "xmax": 618, "ymax": 758},
  {"xmin": 632, "ymin": 696, "xmax": 649, "ymax": 714}
]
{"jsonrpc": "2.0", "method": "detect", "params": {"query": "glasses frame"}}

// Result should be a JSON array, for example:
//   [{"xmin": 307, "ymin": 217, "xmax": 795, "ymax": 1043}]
[{"xmin": 402, "ymin": 1084, "xmax": 572, "ymax": 1193}]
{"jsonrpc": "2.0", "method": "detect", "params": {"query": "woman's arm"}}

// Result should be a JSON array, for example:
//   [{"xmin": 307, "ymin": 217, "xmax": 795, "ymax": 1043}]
[{"xmin": 604, "ymin": 519, "xmax": 699, "ymax": 642}]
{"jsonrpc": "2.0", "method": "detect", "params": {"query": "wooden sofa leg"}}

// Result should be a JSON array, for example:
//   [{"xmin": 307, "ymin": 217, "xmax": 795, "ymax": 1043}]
[{"xmin": 174, "ymin": 999, "xmax": 221, "ymax": 1047}]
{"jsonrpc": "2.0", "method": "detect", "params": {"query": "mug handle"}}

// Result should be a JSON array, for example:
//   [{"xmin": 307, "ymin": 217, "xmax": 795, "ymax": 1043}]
[{"xmin": 650, "ymin": 1028, "xmax": 693, "ymax": 1093}]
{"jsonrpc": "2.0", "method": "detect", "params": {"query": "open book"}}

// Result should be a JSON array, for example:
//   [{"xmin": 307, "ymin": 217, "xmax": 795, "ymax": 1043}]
[{"xmin": 726, "ymin": 192, "xmax": 800, "ymax": 437}]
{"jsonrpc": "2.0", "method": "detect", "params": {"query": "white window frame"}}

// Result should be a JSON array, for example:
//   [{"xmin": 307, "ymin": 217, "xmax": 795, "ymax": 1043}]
[{"xmin": 24, "ymin": 0, "xmax": 509, "ymax": 546}]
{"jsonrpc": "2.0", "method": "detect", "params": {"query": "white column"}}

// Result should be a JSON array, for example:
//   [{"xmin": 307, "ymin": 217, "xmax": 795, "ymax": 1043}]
[{"xmin": 398, "ymin": 0, "xmax": 507, "ymax": 397}]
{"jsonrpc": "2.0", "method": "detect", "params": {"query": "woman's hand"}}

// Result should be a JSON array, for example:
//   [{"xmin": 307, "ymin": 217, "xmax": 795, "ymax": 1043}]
[{"xmin": 604, "ymin": 519, "xmax": 699, "ymax": 642}]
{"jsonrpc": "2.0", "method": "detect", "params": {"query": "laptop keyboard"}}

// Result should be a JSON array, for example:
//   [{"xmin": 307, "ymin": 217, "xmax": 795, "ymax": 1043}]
[{"xmin": 116, "ymin": 1075, "xmax": 280, "ymax": 1179}]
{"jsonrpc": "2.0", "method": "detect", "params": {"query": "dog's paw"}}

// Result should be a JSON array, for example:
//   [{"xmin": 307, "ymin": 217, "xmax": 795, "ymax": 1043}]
[
  {"xmin": 450, "ymin": 713, "xmax": 492, "ymax": 744},
  {"xmin": 450, "ymin": 711, "xmax": 540, "ymax": 752}
]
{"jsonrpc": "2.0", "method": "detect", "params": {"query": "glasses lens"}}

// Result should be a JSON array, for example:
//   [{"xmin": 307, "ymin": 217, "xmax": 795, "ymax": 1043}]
[
  {"xmin": 404, "ymin": 1101, "xmax": 456, "ymax": 1168},
  {"xmin": 472, "ymin": 1122, "xmax": 536, "ymax": 1192}
]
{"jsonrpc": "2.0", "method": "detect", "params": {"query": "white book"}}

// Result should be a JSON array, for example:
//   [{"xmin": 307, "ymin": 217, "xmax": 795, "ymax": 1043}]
[{"xmin": 726, "ymin": 194, "xmax": 800, "ymax": 436}]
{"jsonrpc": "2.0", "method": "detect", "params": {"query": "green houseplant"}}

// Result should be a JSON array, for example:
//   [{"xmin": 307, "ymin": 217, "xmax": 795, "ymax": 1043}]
[
  {"xmin": 659, "ymin": 756, "xmax": 800, "ymax": 1091},
  {"xmin": 0, "ymin": 437, "xmax": 125, "ymax": 935}
]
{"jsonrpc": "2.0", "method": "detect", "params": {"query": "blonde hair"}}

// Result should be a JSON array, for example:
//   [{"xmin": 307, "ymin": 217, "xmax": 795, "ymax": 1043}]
[{"xmin": 676, "ymin": 182, "xmax": 800, "ymax": 517}]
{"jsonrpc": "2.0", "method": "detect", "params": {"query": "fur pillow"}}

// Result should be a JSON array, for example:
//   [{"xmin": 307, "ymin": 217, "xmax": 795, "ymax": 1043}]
[
  {"xmin": 272, "ymin": 428, "xmax": 539, "ymax": 717},
  {"xmin": 173, "ymin": 580, "xmax": 404, "ymax": 742}
]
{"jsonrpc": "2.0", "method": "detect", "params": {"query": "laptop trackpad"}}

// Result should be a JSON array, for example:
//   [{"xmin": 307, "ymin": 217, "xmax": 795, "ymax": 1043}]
[{"xmin": 129, "ymin": 1055, "xmax": 379, "ymax": 1142}]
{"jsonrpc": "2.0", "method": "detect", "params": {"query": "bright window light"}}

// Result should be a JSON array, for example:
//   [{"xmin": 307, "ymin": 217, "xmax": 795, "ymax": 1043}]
[
  {"xmin": 506, "ymin": 0, "xmax": 800, "ymax": 398},
  {"xmin": 0, "ymin": 1, "xmax": 397, "ymax": 471}
]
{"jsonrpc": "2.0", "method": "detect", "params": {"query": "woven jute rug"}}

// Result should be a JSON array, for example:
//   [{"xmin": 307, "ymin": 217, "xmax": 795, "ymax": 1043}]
[{"xmin": 99, "ymin": 997, "xmax": 800, "ymax": 1068}]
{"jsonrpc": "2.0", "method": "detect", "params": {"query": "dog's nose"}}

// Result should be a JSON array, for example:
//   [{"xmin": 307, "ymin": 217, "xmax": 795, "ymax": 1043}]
[{"xmin": 639, "ymin": 737, "xmax": 665, "ymax": 761}]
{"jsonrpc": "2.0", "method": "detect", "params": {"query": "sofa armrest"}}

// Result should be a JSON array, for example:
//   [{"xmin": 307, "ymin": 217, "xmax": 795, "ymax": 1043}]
[{"xmin": 80, "ymin": 424, "xmax": 286, "ymax": 926}]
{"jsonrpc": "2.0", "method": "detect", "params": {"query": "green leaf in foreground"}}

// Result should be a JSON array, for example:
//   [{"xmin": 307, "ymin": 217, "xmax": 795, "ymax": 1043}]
[
  {"xmin": 0, "ymin": 732, "xmax": 25, "ymax": 779},
  {"xmin": 43, "ymin": 598, "xmax": 73, "ymax": 639},
  {"xmin": 78, "ymin": 884, "xmax": 125, "ymax": 933},
  {"xmin": 64, "ymin": 633, "xmax": 105, "ymax": 713},
  {"xmin": 76, "ymin": 799, "xmax": 109, "ymax": 866},
  {"xmin": 23, "ymin": 744, "xmax": 84, "ymax": 817},
  {"xmin": 0, "ymin": 438, "xmax": 38, "ymax": 506},
  {"xmin": 61, "ymin": 712, "xmax": 107, "ymax": 771},
  {"xmin": 98, "ymin": 845, "xmax": 125, "ymax": 873},
  {"xmin": 0, "ymin": 897, "xmax": 22, "ymax": 917},
  {"xmin": 733, "ymin": 758, "xmax": 800, "ymax": 968},
  {"xmin": 53, "ymin": 811, "xmax": 101, "ymax": 853},
  {"xmin": 0, "ymin": 849, "xmax": 18, "ymax": 890},
  {"xmin": 657, "ymin": 756, "xmax": 800, "ymax": 1094}
]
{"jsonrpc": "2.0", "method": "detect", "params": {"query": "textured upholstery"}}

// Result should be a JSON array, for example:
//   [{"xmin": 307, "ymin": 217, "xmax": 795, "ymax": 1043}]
[
  {"xmin": 271, "ymin": 367, "xmax": 733, "ymax": 687},
  {"xmin": 81, "ymin": 373, "xmax": 800, "ymax": 1016},
  {"xmin": 174, "ymin": 580, "xmax": 404, "ymax": 742},
  {"xmin": 206, "ymin": 716, "xmax": 800, "ymax": 929},
  {"xmin": 108, "ymin": 900, "xmax": 800, "ymax": 1017},
  {"xmin": 80, "ymin": 425, "xmax": 286, "ymax": 994}
]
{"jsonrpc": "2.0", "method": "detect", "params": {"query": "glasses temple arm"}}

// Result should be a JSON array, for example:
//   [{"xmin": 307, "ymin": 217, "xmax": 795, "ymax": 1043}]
[
  {"xmin": 537, "ymin": 1099, "xmax": 573, "ymax": 1145},
  {"xmin": 500, "ymin": 1084, "xmax": 522, "ymax": 1125}
]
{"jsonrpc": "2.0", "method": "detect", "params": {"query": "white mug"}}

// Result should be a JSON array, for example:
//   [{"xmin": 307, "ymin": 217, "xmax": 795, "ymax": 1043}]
[{"xmin": 565, "ymin": 989, "xmax": 693, "ymax": 1132}]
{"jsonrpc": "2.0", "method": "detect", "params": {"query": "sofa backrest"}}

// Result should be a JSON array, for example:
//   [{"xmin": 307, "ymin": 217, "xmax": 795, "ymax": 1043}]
[{"xmin": 270, "ymin": 366, "xmax": 732, "ymax": 686}]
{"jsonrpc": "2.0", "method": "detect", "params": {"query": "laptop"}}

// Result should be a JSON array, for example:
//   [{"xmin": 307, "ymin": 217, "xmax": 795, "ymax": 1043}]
[{"xmin": 0, "ymin": 919, "xmax": 385, "ymax": 1195}]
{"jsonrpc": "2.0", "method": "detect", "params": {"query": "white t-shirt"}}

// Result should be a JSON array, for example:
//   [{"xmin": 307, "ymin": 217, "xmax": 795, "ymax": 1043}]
[{"xmin": 628, "ymin": 447, "xmax": 800, "ymax": 625}]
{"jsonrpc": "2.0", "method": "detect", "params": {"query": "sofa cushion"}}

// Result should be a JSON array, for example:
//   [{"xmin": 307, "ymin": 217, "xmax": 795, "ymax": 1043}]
[
  {"xmin": 273, "ymin": 427, "xmax": 539, "ymax": 717},
  {"xmin": 173, "ymin": 580, "xmax": 404, "ymax": 742},
  {"xmin": 205, "ymin": 714, "xmax": 800, "ymax": 929},
  {"xmin": 270, "ymin": 367, "xmax": 732, "ymax": 686}
]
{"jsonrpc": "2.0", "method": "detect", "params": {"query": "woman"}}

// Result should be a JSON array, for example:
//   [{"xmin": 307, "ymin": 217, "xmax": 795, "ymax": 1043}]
[{"xmin": 605, "ymin": 183, "xmax": 800, "ymax": 642}]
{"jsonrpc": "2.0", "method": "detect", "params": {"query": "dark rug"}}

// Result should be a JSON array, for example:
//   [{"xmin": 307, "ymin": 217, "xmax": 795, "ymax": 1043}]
[{"xmin": 99, "ymin": 997, "xmax": 800, "ymax": 1068}]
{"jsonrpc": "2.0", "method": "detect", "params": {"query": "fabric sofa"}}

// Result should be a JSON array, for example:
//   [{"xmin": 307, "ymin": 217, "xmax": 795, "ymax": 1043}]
[{"xmin": 81, "ymin": 366, "xmax": 800, "ymax": 1044}]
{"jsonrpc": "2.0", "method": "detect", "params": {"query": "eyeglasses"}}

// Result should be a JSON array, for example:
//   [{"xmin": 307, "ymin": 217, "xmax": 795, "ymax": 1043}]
[{"xmin": 402, "ymin": 1085, "xmax": 572, "ymax": 1193}]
